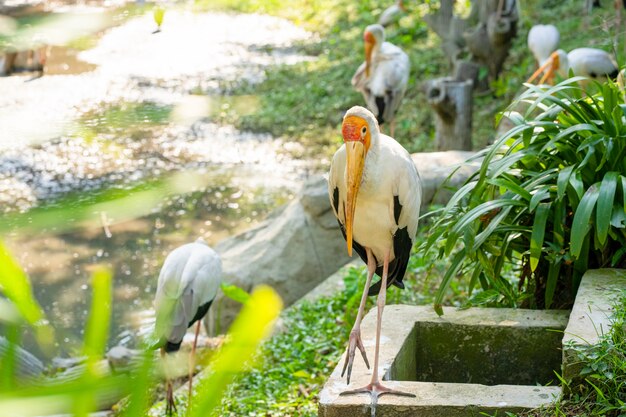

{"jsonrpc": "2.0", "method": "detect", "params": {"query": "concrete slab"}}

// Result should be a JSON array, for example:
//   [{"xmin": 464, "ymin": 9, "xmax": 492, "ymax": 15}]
[
  {"xmin": 562, "ymin": 269, "xmax": 626, "ymax": 384},
  {"xmin": 319, "ymin": 305, "xmax": 568, "ymax": 417}
]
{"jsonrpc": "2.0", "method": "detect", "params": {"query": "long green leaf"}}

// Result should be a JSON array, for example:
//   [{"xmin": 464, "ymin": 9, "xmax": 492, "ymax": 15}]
[
  {"xmin": 530, "ymin": 203, "xmax": 551, "ymax": 272},
  {"xmin": 190, "ymin": 285, "xmax": 282, "ymax": 416},
  {"xmin": 596, "ymin": 172, "xmax": 618, "ymax": 246},
  {"xmin": 545, "ymin": 260, "xmax": 561, "ymax": 309},
  {"xmin": 433, "ymin": 249, "xmax": 466, "ymax": 316},
  {"xmin": 557, "ymin": 166, "xmax": 574, "ymax": 201},
  {"xmin": 0, "ymin": 241, "xmax": 54, "ymax": 350},
  {"xmin": 570, "ymin": 184, "xmax": 600, "ymax": 258},
  {"xmin": 74, "ymin": 267, "xmax": 112, "ymax": 417}
]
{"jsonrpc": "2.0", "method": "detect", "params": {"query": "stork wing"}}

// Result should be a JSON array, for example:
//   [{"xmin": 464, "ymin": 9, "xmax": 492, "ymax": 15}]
[
  {"xmin": 368, "ymin": 147, "xmax": 421, "ymax": 295},
  {"xmin": 381, "ymin": 50, "xmax": 409, "ymax": 123}
]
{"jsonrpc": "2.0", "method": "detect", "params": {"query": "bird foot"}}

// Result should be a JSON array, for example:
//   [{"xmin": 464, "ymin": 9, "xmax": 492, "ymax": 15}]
[
  {"xmin": 166, "ymin": 382, "xmax": 177, "ymax": 416},
  {"xmin": 340, "ymin": 381, "xmax": 415, "ymax": 417},
  {"xmin": 341, "ymin": 328, "xmax": 370, "ymax": 384}
]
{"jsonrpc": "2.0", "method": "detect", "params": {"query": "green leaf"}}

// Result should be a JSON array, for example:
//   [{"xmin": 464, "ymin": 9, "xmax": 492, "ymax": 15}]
[
  {"xmin": 191, "ymin": 285, "xmax": 282, "ymax": 416},
  {"xmin": 596, "ymin": 172, "xmax": 618, "ymax": 245},
  {"xmin": 487, "ymin": 177, "xmax": 532, "ymax": 201},
  {"xmin": 0, "ymin": 241, "xmax": 54, "ymax": 350},
  {"xmin": 75, "ymin": 267, "xmax": 113, "ymax": 416},
  {"xmin": 434, "ymin": 249, "xmax": 466, "ymax": 316},
  {"xmin": 529, "ymin": 188, "xmax": 550, "ymax": 213},
  {"xmin": 557, "ymin": 166, "xmax": 574, "ymax": 201},
  {"xmin": 530, "ymin": 203, "xmax": 551, "ymax": 272},
  {"xmin": 571, "ymin": 184, "xmax": 600, "ymax": 258},
  {"xmin": 545, "ymin": 260, "xmax": 561, "ymax": 308},
  {"xmin": 220, "ymin": 282, "xmax": 250, "ymax": 304}
]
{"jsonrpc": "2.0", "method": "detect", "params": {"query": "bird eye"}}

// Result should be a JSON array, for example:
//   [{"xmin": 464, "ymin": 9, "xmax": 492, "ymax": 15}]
[{"xmin": 361, "ymin": 126, "xmax": 367, "ymax": 135}]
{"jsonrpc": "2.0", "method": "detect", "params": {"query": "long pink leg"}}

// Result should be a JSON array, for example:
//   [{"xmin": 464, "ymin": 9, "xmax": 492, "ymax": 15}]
[
  {"xmin": 390, "ymin": 119, "xmax": 396, "ymax": 138},
  {"xmin": 340, "ymin": 250, "xmax": 415, "ymax": 417},
  {"xmin": 341, "ymin": 248, "xmax": 376, "ymax": 384},
  {"xmin": 188, "ymin": 321, "xmax": 201, "ymax": 410}
]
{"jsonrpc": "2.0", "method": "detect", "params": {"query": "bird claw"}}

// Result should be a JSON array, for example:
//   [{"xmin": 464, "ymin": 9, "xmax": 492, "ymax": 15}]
[
  {"xmin": 166, "ymin": 381, "xmax": 177, "ymax": 416},
  {"xmin": 340, "ymin": 381, "xmax": 416, "ymax": 417},
  {"xmin": 341, "ymin": 328, "xmax": 370, "ymax": 384}
]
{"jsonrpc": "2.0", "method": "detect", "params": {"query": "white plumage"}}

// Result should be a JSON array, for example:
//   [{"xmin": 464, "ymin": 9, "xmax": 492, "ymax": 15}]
[
  {"xmin": 328, "ymin": 106, "xmax": 421, "ymax": 409},
  {"xmin": 378, "ymin": 0, "xmax": 406, "ymax": 27},
  {"xmin": 352, "ymin": 24, "xmax": 410, "ymax": 137},
  {"xmin": 555, "ymin": 47, "xmax": 619, "ymax": 80},
  {"xmin": 527, "ymin": 24, "xmax": 559, "ymax": 66},
  {"xmin": 329, "ymin": 110, "xmax": 421, "ymax": 266},
  {"xmin": 153, "ymin": 237, "xmax": 221, "ymax": 415},
  {"xmin": 527, "ymin": 25, "xmax": 619, "ymax": 85},
  {"xmin": 154, "ymin": 238, "xmax": 221, "ymax": 348}
]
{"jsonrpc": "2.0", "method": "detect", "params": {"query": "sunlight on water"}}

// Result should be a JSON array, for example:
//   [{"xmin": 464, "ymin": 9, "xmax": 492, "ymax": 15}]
[{"xmin": 0, "ymin": 6, "xmax": 317, "ymax": 355}]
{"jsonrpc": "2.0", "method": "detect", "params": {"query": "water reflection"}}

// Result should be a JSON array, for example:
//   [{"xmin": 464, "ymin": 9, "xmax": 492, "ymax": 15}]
[
  {"xmin": 5, "ymin": 177, "xmax": 292, "ymax": 356},
  {"xmin": 0, "ymin": 6, "xmax": 316, "ymax": 357}
]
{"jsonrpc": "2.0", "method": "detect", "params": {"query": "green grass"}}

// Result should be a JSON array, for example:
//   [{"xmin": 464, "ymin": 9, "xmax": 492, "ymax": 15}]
[{"xmin": 211, "ymin": 227, "xmax": 471, "ymax": 417}]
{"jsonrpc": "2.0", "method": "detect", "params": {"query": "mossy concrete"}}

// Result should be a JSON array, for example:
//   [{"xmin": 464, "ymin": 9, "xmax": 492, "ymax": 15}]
[
  {"xmin": 318, "ymin": 269, "xmax": 626, "ymax": 417},
  {"xmin": 562, "ymin": 269, "xmax": 626, "ymax": 388},
  {"xmin": 319, "ymin": 305, "xmax": 568, "ymax": 417}
]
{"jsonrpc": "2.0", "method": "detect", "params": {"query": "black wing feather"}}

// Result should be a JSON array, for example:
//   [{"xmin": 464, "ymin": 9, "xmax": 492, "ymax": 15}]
[{"xmin": 367, "ymin": 226, "xmax": 411, "ymax": 296}]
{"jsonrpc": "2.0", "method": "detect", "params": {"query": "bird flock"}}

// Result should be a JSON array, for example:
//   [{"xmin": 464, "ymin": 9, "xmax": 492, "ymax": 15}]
[{"xmin": 149, "ymin": 4, "xmax": 622, "ymax": 417}]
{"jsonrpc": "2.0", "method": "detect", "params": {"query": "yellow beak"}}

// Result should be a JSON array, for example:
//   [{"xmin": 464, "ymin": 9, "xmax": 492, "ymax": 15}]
[
  {"xmin": 345, "ymin": 141, "xmax": 366, "ymax": 256},
  {"xmin": 365, "ymin": 41, "xmax": 374, "ymax": 77},
  {"xmin": 527, "ymin": 51, "xmax": 559, "ymax": 84}
]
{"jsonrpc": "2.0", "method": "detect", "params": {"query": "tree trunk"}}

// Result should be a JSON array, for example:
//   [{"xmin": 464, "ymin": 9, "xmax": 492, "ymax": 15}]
[
  {"xmin": 423, "ymin": 0, "xmax": 469, "ymax": 67},
  {"xmin": 423, "ymin": 78, "xmax": 473, "ymax": 151},
  {"xmin": 464, "ymin": 0, "xmax": 518, "ymax": 81},
  {"xmin": 425, "ymin": 0, "xmax": 518, "ymax": 83}
]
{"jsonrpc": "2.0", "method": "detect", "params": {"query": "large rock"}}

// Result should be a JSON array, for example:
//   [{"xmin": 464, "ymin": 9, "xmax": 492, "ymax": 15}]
[
  {"xmin": 210, "ymin": 151, "xmax": 479, "ymax": 330},
  {"xmin": 412, "ymin": 150, "xmax": 479, "ymax": 207},
  {"xmin": 212, "ymin": 175, "xmax": 350, "ymax": 329}
]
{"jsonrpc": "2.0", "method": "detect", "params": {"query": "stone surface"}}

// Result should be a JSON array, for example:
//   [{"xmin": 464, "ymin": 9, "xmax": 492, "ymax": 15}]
[
  {"xmin": 412, "ymin": 151, "xmax": 480, "ymax": 208},
  {"xmin": 0, "ymin": 336, "xmax": 44, "ymax": 381},
  {"xmin": 211, "ymin": 151, "xmax": 479, "ymax": 330},
  {"xmin": 319, "ymin": 305, "xmax": 566, "ymax": 417},
  {"xmin": 212, "ymin": 175, "xmax": 351, "ymax": 330},
  {"xmin": 562, "ymin": 269, "xmax": 626, "ymax": 385}
]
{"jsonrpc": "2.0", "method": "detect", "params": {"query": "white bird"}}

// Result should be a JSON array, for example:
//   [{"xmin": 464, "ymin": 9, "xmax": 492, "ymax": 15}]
[
  {"xmin": 527, "ymin": 24, "xmax": 560, "ymax": 70},
  {"xmin": 352, "ymin": 24, "xmax": 410, "ymax": 138},
  {"xmin": 528, "ymin": 47, "xmax": 619, "ymax": 85},
  {"xmin": 378, "ymin": 0, "xmax": 407, "ymax": 27},
  {"xmin": 154, "ymin": 237, "xmax": 222, "ymax": 415},
  {"xmin": 328, "ymin": 106, "xmax": 421, "ymax": 415}
]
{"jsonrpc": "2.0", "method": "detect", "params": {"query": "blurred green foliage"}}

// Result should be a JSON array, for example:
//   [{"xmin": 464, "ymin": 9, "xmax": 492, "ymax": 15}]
[{"xmin": 0, "ymin": 243, "xmax": 282, "ymax": 417}]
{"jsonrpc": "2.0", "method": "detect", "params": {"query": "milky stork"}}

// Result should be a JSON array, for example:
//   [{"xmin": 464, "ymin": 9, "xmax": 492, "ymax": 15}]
[
  {"xmin": 328, "ymin": 106, "xmax": 421, "ymax": 414},
  {"xmin": 527, "ymin": 24, "xmax": 560, "ymax": 83},
  {"xmin": 527, "ymin": 47, "xmax": 619, "ymax": 85},
  {"xmin": 352, "ymin": 24, "xmax": 410, "ymax": 138},
  {"xmin": 378, "ymin": 0, "xmax": 407, "ymax": 27},
  {"xmin": 154, "ymin": 238, "xmax": 222, "ymax": 415}
]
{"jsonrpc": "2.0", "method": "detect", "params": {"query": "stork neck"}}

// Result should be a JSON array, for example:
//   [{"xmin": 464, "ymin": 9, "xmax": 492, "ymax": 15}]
[{"xmin": 362, "ymin": 132, "xmax": 380, "ymax": 185}]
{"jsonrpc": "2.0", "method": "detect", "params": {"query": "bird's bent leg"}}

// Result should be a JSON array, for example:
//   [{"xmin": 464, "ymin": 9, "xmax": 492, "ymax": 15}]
[
  {"xmin": 161, "ymin": 348, "xmax": 177, "ymax": 416},
  {"xmin": 341, "ymin": 248, "xmax": 376, "ymax": 384},
  {"xmin": 188, "ymin": 320, "xmax": 201, "ymax": 410},
  {"xmin": 340, "ymin": 250, "xmax": 415, "ymax": 416},
  {"xmin": 389, "ymin": 120, "xmax": 396, "ymax": 138}
]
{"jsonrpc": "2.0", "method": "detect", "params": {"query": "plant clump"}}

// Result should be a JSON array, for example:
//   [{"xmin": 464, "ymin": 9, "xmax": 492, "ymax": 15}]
[{"xmin": 423, "ymin": 79, "xmax": 626, "ymax": 311}]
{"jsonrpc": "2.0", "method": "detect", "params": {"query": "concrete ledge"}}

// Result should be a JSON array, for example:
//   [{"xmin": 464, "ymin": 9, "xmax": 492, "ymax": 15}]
[
  {"xmin": 319, "ymin": 305, "xmax": 568, "ymax": 417},
  {"xmin": 320, "ymin": 382, "xmax": 561, "ymax": 417},
  {"xmin": 562, "ymin": 269, "xmax": 626, "ymax": 384}
]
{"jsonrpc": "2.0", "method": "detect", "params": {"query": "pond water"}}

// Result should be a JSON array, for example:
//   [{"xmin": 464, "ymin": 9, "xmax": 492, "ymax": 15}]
[{"xmin": 0, "ymin": 5, "xmax": 319, "ymax": 357}]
